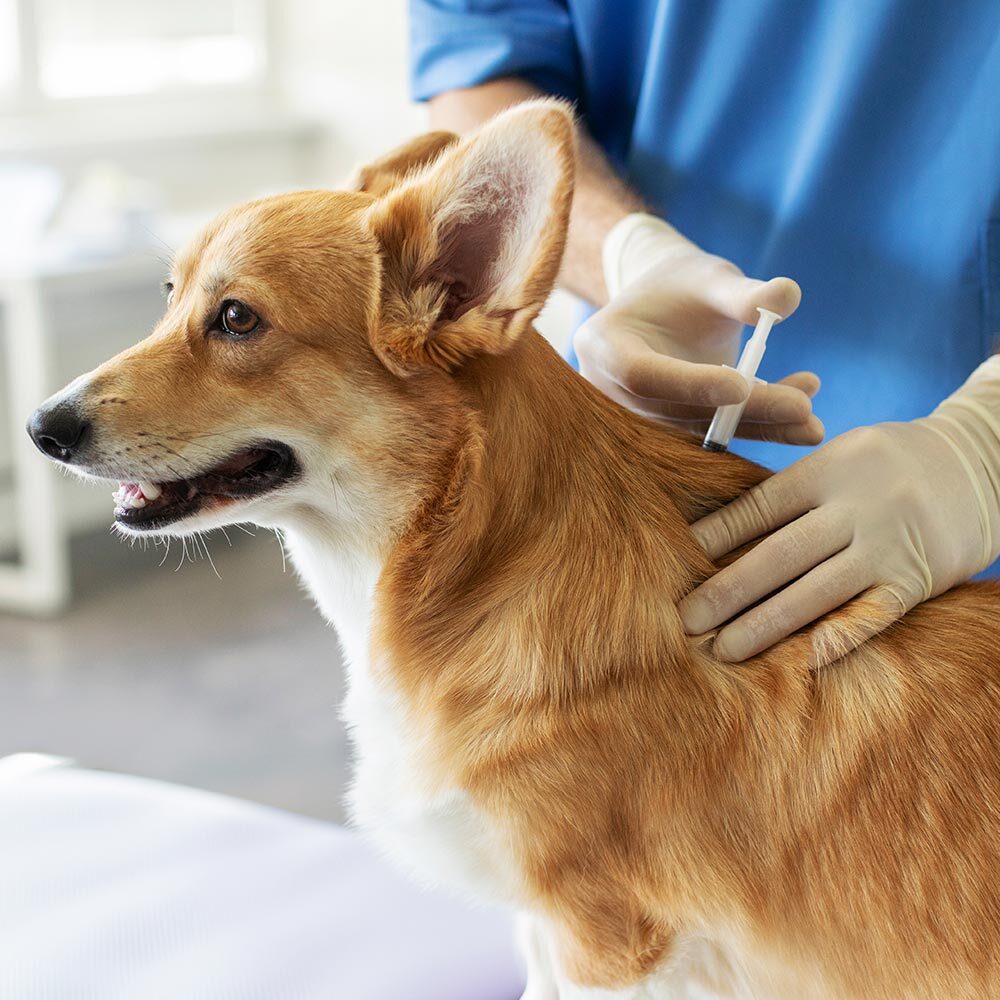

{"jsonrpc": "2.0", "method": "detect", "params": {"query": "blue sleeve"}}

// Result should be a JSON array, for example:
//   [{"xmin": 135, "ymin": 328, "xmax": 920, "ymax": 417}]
[{"xmin": 409, "ymin": 0, "xmax": 580, "ymax": 103}]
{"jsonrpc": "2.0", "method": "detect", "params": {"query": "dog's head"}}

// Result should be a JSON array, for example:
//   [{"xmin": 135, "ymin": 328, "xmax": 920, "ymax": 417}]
[{"xmin": 27, "ymin": 102, "xmax": 574, "ymax": 544}]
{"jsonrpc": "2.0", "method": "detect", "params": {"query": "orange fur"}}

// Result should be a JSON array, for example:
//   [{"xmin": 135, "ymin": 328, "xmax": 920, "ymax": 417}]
[
  {"xmin": 378, "ymin": 326, "xmax": 1000, "ymax": 997},
  {"xmin": 45, "ymin": 103, "xmax": 1000, "ymax": 998}
]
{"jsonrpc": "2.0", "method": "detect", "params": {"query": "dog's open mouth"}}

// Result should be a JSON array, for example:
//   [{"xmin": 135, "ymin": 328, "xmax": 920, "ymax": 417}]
[{"xmin": 113, "ymin": 441, "xmax": 298, "ymax": 530}]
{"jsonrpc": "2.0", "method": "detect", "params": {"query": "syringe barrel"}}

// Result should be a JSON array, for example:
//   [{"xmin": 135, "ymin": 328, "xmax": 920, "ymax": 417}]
[
  {"xmin": 703, "ymin": 397, "xmax": 749, "ymax": 451},
  {"xmin": 702, "ymin": 307, "xmax": 782, "ymax": 453}
]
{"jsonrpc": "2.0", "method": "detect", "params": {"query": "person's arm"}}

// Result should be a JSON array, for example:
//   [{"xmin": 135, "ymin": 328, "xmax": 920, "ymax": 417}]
[
  {"xmin": 679, "ymin": 357, "xmax": 1000, "ymax": 666},
  {"xmin": 430, "ymin": 77, "xmax": 822, "ymax": 444}
]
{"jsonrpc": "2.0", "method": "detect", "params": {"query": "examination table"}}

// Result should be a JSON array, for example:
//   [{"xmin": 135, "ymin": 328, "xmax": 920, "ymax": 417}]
[{"xmin": 0, "ymin": 755, "xmax": 523, "ymax": 999}]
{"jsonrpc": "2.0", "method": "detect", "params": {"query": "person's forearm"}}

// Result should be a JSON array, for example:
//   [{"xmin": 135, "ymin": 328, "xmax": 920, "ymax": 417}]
[{"xmin": 429, "ymin": 78, "xmax": 656, "ymax": 304}]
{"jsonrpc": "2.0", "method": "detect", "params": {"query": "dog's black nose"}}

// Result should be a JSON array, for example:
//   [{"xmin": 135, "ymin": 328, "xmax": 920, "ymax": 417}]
[{"xmin": 27, "ymin": 404, "xmax": 91, "ymax": 462}]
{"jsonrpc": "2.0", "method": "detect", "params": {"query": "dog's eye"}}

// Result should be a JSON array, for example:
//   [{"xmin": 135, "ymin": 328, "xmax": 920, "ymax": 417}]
[{"xmin": 218, "ymin": 300, "xmax": 260, "ymax": 338}]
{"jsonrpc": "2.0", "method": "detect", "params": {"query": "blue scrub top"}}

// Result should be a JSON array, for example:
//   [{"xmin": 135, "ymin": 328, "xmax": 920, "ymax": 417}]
[{"xmin": 410, "ymin": 0, "xmax": 1000, "ymax": 471}]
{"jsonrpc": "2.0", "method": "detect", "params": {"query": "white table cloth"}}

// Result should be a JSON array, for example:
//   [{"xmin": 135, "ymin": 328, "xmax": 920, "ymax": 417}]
[{"xmin": 0, "ymin": 755, "xmax": 524, "ymax": 1000}]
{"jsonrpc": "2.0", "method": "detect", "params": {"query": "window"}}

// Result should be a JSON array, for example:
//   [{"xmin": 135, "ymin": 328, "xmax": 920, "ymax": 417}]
[
  {"xmin": 0, "ymin": 0, "xmax": 271, "ymax": 106},
  {"xmin": 0, "ymin": 0, "xmax": 17, "ymax": 97}
]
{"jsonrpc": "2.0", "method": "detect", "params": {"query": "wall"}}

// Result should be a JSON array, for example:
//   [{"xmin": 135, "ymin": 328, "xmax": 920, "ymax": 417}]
[{"xmin": 276, "ymin": 0, "xmax": 426, "ymax": 178}]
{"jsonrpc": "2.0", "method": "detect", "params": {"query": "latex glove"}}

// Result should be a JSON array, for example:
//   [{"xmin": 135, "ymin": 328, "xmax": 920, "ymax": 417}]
[
  {"xmin": 680, "ymin": 356, "xmax": 1000, "ymax": 666},
  {"xmin": 574, "ymin": 213, "xmax": 823, "ymax": 444}
]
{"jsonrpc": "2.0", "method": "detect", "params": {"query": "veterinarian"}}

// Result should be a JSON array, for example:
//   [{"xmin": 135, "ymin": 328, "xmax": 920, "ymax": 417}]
[{"xmin": 410, "ymin": 0, "xmax": 1000, "ymax": 666}]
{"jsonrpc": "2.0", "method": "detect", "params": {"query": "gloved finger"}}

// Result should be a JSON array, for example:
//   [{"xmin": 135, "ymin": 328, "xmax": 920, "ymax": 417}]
[
  {"xmin": 636, "ymin": 373, "xmax": 822, "ymax": 425},
  {"xmin": 731, "ymin": 415, "xmax": 825, "ymax": 445},
  {"xmin": 603, "ymin": 372, "xmax": 815, "ymax": 424},
  {"xmin": 633, "ymin": 377, "xmax": 823, "ymax": 438},
  {"xmin": 778, "ymin": 371, "xmax": 821, "ymax": 398},
  {"xmin": 581, "ymin": 323, "xmax": 751, "ymax": 406},
  {"xmin": 703, "ymin": 272, "xmax": 802, "ymax": 327},
  {"xmin": 689, "ymin": 465, "xmax": 817, "ymax": 559},
  {"xmin": 737, "ymin": 381, "xmax": 815, "ymax": 425},
  {"xmin": 807, "ymin": 581, "xmax": 923, "ymax": 669},
  {"xmin": 640, "ymin": 414, "xmax": 823, "ymax": 447},
  {"xmin": 712, "ymin": 550, "xmax": 871, "ymax": 662},
  {"xmin": 605, "ymin": 388, "xmax": 809, "ymax": 425},
  {"xmin": 679, "ymin": 505, "xmax": 853, "ymax": 634}
]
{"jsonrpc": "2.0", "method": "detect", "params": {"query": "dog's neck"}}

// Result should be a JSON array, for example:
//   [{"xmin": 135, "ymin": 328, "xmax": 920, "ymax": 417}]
[
  {"xmin": 360, "ymin": 331, "xmax": 768, "ymax": 701},
  {"xmin": 284, "ymin": 330, "xmax": 767, "ymax": 676},
  {"xmin": 453, "ymin": 332, "xmax": 765, "ymax": 588}
]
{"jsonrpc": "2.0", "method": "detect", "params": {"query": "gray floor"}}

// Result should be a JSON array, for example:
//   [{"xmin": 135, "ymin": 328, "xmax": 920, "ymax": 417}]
[{"xmin": 0, "ymin": 529, "xmax": 352, "ymax": 823}]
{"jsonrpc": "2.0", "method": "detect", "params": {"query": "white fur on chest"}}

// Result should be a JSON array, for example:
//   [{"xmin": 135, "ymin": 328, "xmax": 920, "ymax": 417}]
[{"xmin": 283, "ymin": 526, "xmax": 517, "ymax": 901}]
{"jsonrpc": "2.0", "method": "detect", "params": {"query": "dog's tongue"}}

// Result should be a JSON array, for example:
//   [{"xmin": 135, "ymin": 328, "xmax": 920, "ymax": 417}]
[{"xmin": 112, "ymin": 480, "xmax": 162, "ymax": 510}]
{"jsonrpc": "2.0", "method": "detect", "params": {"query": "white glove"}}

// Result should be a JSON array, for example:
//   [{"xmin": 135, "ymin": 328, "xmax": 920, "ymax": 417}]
[
  {"xmin": 574, "ymin": 213, "xmax": 823, "ymax": 444},
  {"xmin": 680, "ymin": 356, "xmax": 1000, "ymax": 666}
]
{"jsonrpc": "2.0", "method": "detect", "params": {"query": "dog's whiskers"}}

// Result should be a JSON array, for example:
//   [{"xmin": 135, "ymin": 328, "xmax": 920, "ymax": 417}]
[
  {"xmin": 195, "ymin": 531, "xmax": 221, "ymax": 580},
  {"xmin": 141, "ymin": 226, "xmax": 175, "ymax": 262},
  {"xmin": 158, "ymin": 537, "xmax": 172, "ymax": 568},
  {"xmin": 273, "ymin": 528, "xmax": 287, "ymax": 573}
]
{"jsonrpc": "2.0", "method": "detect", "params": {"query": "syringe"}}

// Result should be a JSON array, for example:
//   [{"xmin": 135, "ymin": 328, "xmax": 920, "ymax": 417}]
[{"xmin": 702, "ymin": 307, "xmax": 782, "ymax": 452}]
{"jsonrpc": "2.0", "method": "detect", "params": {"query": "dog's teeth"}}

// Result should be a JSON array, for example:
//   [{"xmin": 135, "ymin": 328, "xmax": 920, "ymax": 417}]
[
  {"xmin": 138, "ymin": 481, "xmax": 161, "ymax": 500},
  {"xmin": 126, "ymin": 496, "xmax": 146, "ymax": 509}
]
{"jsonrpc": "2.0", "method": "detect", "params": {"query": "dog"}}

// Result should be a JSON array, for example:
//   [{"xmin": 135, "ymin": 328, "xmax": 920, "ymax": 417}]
[{"xmin": 28, "ymin": 101, "xmax": 1000, "ymax": 999}]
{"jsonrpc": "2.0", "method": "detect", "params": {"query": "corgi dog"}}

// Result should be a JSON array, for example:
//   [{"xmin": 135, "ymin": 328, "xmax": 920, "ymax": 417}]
[{"xmin": 28, "ymin": 102, "xmax": 1000, "ymax": 1000}]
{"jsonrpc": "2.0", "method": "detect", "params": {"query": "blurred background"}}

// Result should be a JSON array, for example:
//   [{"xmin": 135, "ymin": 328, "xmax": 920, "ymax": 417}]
[{"xmin": 0, "ymin": 0, "xmax": 571, "ymax": 822}]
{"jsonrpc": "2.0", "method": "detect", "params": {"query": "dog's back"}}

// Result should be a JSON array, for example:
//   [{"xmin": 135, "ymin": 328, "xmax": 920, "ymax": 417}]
[
  {"xmin": 373, "ymin": 322, "xmax": 1000, "ymax": 999},
  {"xmin": 711, "ymin": 582, "xmax": 1000, "ymax": 998}
]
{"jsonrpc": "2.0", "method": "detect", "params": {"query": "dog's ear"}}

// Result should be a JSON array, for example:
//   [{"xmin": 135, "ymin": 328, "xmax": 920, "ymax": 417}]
[
  {"xmin": 348, "ymin": 131, "xmax": 461, "ymax": 197},
  {"xmin": 365, "ymin": 100, "xmax": 575, "ymax": 376}
]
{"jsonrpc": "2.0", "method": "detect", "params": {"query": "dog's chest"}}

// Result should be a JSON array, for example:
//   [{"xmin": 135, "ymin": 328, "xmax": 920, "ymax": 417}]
[
  {"xmin": 343, "ymin": 665, "xmax": 519, "ymax": 900},
  {"xmin": 285, "ymin": 531, "xmax": 518, "ymax": 901}
]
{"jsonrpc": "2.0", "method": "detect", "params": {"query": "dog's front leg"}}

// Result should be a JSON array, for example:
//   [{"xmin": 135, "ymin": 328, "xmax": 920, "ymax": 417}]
[
  {"xmin": 537, "ymin": 902, "xmax": 680, "ymax": 1000},
  {"xmin": 517, "ymin": 911, "xmax": 560, "ymax": 1000},
  {"xmin": 518, "ymin": 912, "xmax": 696, "ymax": 999}
]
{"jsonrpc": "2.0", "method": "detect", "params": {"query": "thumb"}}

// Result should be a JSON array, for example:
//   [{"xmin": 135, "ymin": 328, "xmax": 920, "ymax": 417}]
[{"xmin": 708, "ymin": 272, "xmax": 802, "ymax": 327}]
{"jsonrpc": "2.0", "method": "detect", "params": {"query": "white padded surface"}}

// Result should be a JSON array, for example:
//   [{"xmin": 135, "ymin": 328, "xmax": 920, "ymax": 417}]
[{"xmin": 0, "ymin": 759, "xmax": 523, "ymax": 1000}]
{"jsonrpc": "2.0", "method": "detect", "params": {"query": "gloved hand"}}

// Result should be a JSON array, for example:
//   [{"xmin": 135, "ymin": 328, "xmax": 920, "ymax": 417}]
[
  {"xmin": 574, "ymin": 213, "xmax": 823, "ymax": 444},
  {"xmin": 679, "ymin": 356, "xmax": 1000, "ymax": 666}
]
